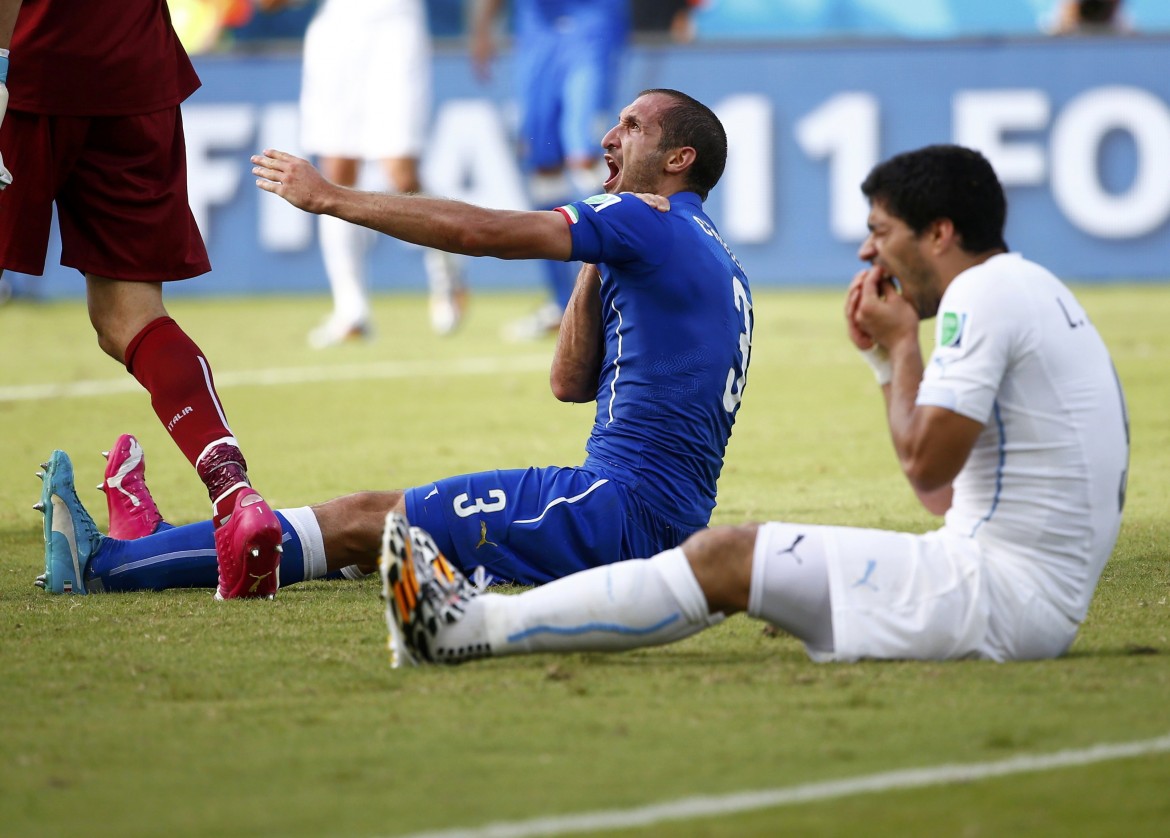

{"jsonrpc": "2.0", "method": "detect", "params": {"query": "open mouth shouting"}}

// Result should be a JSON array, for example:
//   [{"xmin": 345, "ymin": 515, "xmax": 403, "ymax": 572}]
[{"xmin": 603, "ymin": 154, "xmax": 620, "ymax": 192}]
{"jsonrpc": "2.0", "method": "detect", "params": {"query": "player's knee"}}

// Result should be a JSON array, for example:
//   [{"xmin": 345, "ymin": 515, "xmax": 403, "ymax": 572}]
[
  {"xmin": 89, "ymin": 313, "xmax": 142, "ymax": 364},
  {"xmin": 314, "ymin": 490, "xmax": 404, "ymax": 570},
  {"xmin": 92, "ymin": 327, "xmax": 126, "ymax": 363},
  {"xmin": 682, "ymin": 524, "xmax": 758, "ymax": 614},
  {"xmin": 384, "ymin": 159, "xmax": 421, "ymax": 194}
]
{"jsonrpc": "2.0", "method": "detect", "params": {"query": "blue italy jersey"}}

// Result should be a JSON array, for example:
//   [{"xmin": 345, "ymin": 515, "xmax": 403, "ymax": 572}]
[
  {"xmin": 513, "ymin": 0, "xmax": 629, "ymax": 41},
  {"xmin": 558, "ymin": 191, "xmax": 754, "ymax": 528}
]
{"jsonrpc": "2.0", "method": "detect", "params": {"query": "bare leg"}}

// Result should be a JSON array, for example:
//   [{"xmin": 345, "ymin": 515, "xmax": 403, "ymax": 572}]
[
  {"xmin": 311, "ymin": 157, "xmax": 374, "ymax": 346},
  {"xmin": 381, "ymin": 156, "xmax": 467, "ymax": 336},
  {"xmin": 85, "ymin": 276, "xmax": 168, "ymax": 362},
  {"xmin": 86, "ymin": 275, "xmax": 281, "ymax": 599},
  {"xmin": 682, "ymin": 524, "xmax": 757, "ymax": 615},
  {"xmin": 312, "ymin": 490, "xmax": 405, "ymax": 573}
]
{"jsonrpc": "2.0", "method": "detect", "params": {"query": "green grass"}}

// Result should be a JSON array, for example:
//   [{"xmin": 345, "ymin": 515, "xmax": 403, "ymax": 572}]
[{"xmin": 1, "ymin": 287, "xmax": 1168, "ymax": 837}]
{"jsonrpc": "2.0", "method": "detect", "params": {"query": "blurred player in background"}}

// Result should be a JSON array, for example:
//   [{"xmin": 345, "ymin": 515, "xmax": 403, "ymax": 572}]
[
  {"xmin": 472, "ymin": 0, "xmax": 629, "ymax": 340},
  {"xmin": 383, "ymin": 145, "xmax": 1129, "ymax": 667},
  {"xmin": 166, "ymin": 0, "xmax": 254, "ymax": 54},
  {"xmin": 2, "ymin": 0, "xmax": 282, "ymax": 599},
  {"xmin": 1047, "ymin": 0, "xmax": 1131, "ymax": 34},
  {"xmin": 630, "ymin": 0, "xmax": 697, "ymax": 43},
  {"xmin": 261, "ymin": 0, "xmax": 467, "ymax": 346},
  {"xmin": 36, "ymin": 90, "xmax": 753, "ymax": 605}
]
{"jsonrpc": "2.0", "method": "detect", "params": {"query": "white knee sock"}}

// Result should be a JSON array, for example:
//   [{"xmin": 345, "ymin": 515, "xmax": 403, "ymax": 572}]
[
  {"xmin": 318, "ymin": 214, "xmax": 372, "ymax": 325},
  {"xmin": 436, "ymin": 549, "xmax": 722, "ymax": 659},
  {"xmin": 279, "ymin": 506, "xmax": 328, "ymax": 580},
  {"xmin": 423, "ymin": 249, "xmax": 464, "ymax": 295}
]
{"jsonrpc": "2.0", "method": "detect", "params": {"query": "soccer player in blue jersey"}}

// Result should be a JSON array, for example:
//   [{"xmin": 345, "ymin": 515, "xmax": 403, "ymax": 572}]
[
  {"xmin": 36, "ymin": 89, "xmax": 754, "ymax": 596},
  {"xmin": 472, "ymin": 0, "xmax": 629, "ymax": 339}
]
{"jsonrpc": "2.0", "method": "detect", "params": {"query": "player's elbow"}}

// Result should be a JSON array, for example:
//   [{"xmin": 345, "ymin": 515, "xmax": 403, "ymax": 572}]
[
  {"xmin": 550, "ymin": 374, "xmax": 594, "ymax": 403},
  {"xmin": 450, "ymin": 222, "xmax": 497, "ymax": 257},
  {"xmin": 915, "ymin": 483, "xmax": 954, "ymax": 516},
  {"xmin": 903, "ymin": 457, "xmax": 952, "ymax": 497}
]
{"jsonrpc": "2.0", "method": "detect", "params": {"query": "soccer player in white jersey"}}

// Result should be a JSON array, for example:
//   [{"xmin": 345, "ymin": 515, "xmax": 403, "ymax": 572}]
[
  {"xmin": 384, "ymin": 144, "xmax": 1130, "ymax": 666},
  {"xmin": 266, "ymin": 0, "xmax": 467, "ymax": 344}
]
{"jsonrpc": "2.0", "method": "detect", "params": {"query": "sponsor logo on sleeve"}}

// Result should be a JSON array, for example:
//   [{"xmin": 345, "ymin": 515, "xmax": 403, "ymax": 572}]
[
  {"xmin": 939, "ymin": 311, "xmax": 967, "ymax": 348},
  {"xmin": 584, "ymin": 194, "xmax": 622, "ymax": 212}
]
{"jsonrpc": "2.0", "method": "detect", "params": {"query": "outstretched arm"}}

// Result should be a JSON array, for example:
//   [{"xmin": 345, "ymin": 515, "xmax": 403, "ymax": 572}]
[
  {"xmin": 252, "ymin": 149, "xmax": 572, "ymax": 261},
  {"xmin": 550, "ymin": 264, "xmax": 604, "ymax": 402},
  {"xmin": 848, "ymin": 267, "xmax": 982, "ymax": 515}
]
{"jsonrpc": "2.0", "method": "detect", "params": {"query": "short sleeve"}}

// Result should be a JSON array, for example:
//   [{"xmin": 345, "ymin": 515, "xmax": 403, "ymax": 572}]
[
  {"xmin": 916, "ymin": 277, "xmax": 1017, "ymax": 424},
  {"xmin": 558, "ymin": 193, "xmax": 671, "ymax": 269}
]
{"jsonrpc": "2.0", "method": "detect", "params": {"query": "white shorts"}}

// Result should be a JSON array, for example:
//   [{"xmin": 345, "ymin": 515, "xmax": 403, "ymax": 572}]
[
  {"xmin": 753, "ymin": 522, "xmax": 1080, "ymax": 663},
  {"xmin": 300, "ymin": 4, "xmax": 430, "ymax": 159}
]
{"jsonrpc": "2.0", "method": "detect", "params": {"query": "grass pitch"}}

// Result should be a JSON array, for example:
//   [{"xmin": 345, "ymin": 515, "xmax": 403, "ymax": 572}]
[{"xmin": 1, "ymin": 287, "xmax": 1167, "ymax": 837}]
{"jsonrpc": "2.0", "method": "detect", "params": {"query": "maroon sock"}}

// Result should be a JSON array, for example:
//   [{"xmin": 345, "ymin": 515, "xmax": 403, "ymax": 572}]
[{"xmin": 125, "ymin": 316, "xmax": 252, "ymax": 517}]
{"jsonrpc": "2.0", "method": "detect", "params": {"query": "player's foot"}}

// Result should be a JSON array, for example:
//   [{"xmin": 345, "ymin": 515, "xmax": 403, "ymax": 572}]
[
  {"xmin": 378, "ymin": 511, "xmax": 483, "ymax": 667},
  {"xmin": 424, "ymin": 249, "xmax": 469, "ymax": 336},
  {"xmin": 307, "ymin": 316, "xmax": 372, "ymax": 349},
  {"xmin": 213, "ymin": 491, "xmax": 282, "ymax": 600},
  {"xmin": 429, "ymin": 285, "xmax": 469, "ymax": 336},
  {"xmin": 101, "ymin": 434, "xmax": 165, "ymax": 539},
  {"xmin": 502, "ymin": 302, "xmax": 563, "ymax": 342},
  {"xmin": 35, "ymin": 450, "xmax": 105, "ymax": 594}
]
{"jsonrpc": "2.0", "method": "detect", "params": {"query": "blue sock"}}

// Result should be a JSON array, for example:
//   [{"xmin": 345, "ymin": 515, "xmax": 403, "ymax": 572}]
[
  {"xmin": 86, "ymin": 512, "xmax": 307, "ymax": 591},
  {"xmin": 544, "ymin": 259, "xmax": 576, "ymax": 310}
]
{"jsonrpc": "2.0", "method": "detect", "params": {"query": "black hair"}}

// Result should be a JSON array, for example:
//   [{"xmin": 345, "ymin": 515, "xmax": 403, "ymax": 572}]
[
  {"xmin": 640, "ymin": 88, "xmax": 727, "ymax": 200},
  {"xmin": 861, "ymin": 144, "xmax": 1008, "ymax": 254}
]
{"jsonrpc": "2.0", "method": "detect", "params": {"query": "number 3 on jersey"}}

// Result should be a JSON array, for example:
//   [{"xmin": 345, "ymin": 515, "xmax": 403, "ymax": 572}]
[
  {"xmin": 454, "ymin": 490, "xmax": 507, "ymax": 518},
  {"xmin": 723, "ymin": 275, "xmax": 753, "ymax": 412}
]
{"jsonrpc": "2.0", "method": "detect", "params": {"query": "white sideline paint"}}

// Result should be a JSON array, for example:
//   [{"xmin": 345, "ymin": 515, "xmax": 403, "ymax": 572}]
[
  {"xmin": 395, "ymin": 733, "xmax": 1170, "ymax": 838},
  {"xmin": 0, "ymin": 355, "xmax": 551, "ymax": 403}
]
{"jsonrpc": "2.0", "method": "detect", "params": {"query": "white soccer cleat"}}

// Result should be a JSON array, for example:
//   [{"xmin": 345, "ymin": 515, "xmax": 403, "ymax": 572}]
[
  {"xmin": 307, "ymin": 317, "xmax": 372, "ymax": 349},
  {"xmin": 502, "ymin": 302, "xmax": 563, "ymax": 342}
]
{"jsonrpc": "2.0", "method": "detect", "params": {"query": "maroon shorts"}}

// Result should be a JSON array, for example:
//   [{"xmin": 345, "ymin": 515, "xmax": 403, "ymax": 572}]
[{"xmin": 0, "ymin": 106, "xmax": 210, "ymax": 280}]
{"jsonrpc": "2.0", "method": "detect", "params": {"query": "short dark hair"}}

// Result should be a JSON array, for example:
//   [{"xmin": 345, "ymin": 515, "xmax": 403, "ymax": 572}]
[
  {"xmin": 861, "ymin": 145, "xmax": 1008, "ymax": 254},
  {"xmin": 641, "ymin": 88, "xmax": 727, "ymax": 200}
]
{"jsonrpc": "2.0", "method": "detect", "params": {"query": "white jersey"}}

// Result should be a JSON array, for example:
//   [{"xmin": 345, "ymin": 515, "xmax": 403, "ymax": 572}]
[
  {"xmin": 315, "ymin": 0, "xmax": 421, "ymax": 22},
  {"xmin": 916, "ymin": 253, "xmax": 1129, "ymax": 625}
]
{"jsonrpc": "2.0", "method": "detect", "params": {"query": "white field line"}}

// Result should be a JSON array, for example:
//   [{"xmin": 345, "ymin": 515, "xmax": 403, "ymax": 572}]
[
  {"xmin": 0, "ymin": 355, "xmax": 551, "ymax": 403},
  {"xmin": 395, "ymin": 733, "xmax": 1170, "ymax": 838}
]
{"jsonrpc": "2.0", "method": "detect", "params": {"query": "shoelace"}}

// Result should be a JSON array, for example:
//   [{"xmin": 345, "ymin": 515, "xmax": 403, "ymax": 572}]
[{"xmin": 469, "ymin": 565, "xmax": 493, "ymax": 594}]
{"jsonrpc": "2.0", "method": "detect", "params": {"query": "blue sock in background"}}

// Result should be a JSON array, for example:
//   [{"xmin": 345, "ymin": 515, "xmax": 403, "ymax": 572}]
[{"xmin": 544, "ymin": 259, "xmax": 576, "ymax": 311}]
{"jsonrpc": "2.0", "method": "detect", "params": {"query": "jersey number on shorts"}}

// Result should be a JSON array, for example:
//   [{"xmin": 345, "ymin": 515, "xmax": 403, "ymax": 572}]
[
  {"xmin": 453, "ymin": 490, "xmax": 507, "ymax": 518},
  {"xmin": 723, "ymin": 275, "xmax": 753, "ymax": 413}
]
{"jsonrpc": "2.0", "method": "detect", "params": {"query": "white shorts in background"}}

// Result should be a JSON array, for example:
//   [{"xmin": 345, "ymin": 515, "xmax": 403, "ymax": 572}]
[{"xmin": 300, "ymin": 6, "xmax": 430, "ymax": 159}]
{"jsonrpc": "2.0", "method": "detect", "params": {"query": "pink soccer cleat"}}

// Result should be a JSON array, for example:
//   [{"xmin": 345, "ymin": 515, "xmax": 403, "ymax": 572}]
[
  {"xmin": 213, "ymin": 490, "xmax": 282, "ymax": 600},
  {"xmin": 101, "ymin": 434, "xmax": 165, "ymax": 540}
]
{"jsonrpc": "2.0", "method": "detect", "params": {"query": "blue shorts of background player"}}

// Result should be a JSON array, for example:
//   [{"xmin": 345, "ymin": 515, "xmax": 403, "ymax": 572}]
[
  {"xmin": 516, "ymin": 34, "xmax": 623, "ymax": 172},
  {"xmin": 405, "ymin": 465, "xmax": 695, "ymax": 585}
]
